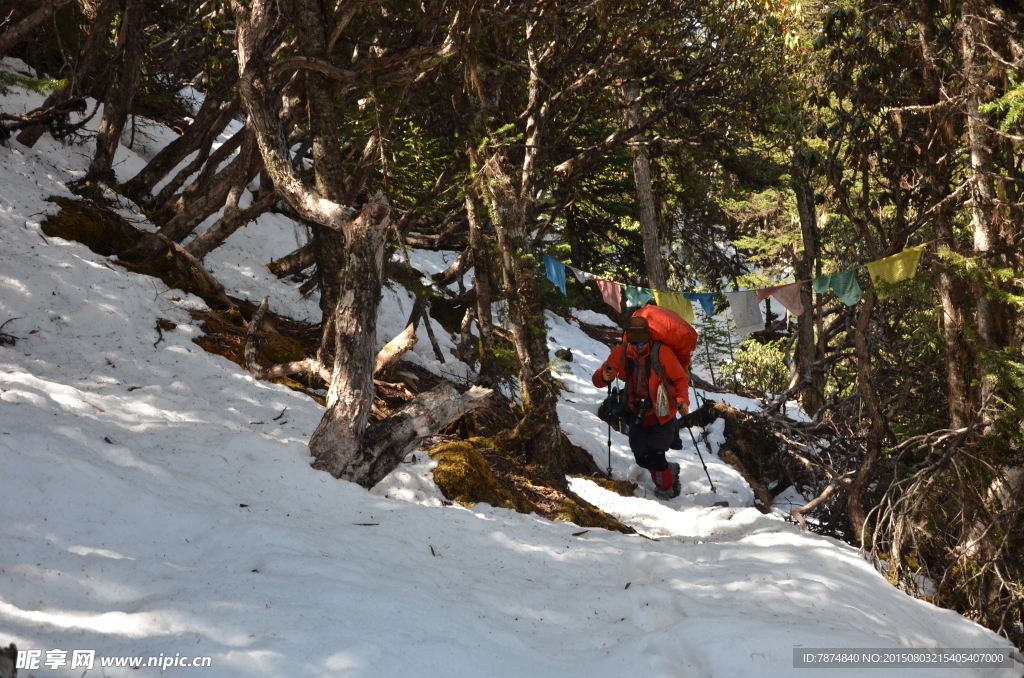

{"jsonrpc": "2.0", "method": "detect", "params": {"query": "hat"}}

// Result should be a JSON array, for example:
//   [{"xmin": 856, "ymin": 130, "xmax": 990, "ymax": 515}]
[{"xmin": 624, "ymin": 316, "xmax": 651, "ymax": 344}]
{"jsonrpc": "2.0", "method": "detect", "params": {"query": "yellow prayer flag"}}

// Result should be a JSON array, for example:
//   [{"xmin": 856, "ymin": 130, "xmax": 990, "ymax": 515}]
[
  {"xmin": 653, "ymin": 290, "xmax": 695, "ymax": 323},
  {"xmin": 865, "ymin": 245, "xmax": 926, "ymax": 298}
]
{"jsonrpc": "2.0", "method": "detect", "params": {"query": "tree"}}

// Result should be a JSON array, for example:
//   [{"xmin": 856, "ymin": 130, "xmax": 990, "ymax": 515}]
[
  {"xmin": 230, "ymin": 0, "xmax": 477, "ymax": 483},
  {"xmin": 86, "ymin": 0, "xmax": 145, "ymax": 183}
]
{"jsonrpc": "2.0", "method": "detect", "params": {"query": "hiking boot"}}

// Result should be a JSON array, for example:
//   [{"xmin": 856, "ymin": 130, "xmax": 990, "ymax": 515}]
[{"xmin": 654, "ymin": 463, "xmax": 681, "ymax": 500}]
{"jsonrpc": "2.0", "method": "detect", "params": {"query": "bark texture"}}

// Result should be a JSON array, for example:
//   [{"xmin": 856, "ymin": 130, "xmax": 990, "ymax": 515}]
[
  {"xmin": 623, "ymin": 75, "xmax": 665, "ymax": 291},
  {"xmin": 848, "ymin": 294, "xmax": 886, "ymax": 542},
  {"xmin": 465, "ymin": 185, "xmax": 498, "ymax": 386},
  {"xmin": 961, "ymin": 0, "xmax": 1004, "ymax": 421},
  {"xmin": 481, "ymin": 155, "xmax": 565, "ymax": 477},
  {"xmin": 790, "ymin": 150, "xmax": 825, "ymax": 416},
  {"xmin": 307, "ymin": 196, "xmax": 393, "ymax": 478},
  {"xmin": 119, "ymin": 71, "xmax": 240, "ymax": 202},
  {"xmin": 87, "ymin": 0, "xmax": 145, "ymax": 182},
  {"xmin": 916, "ymin": 0, "xmax": 974, "ymax": 428},
  {"xmin": 374, "ymin": 323, "xmax": 417, "ymax": 380},
  {"xmin": 184, "ymin": 187, "xmax": 278, "ymax": 261}
]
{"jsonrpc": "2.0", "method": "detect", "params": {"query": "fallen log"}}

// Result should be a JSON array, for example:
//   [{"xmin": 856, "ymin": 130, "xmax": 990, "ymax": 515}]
[{"xmin": 315, "ymin": 382, "xmax": 492, "ymax": 488}]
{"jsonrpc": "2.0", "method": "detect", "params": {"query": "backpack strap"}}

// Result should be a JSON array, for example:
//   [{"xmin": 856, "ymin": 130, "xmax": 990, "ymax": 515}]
[{"xmin": 648, "ymin": 340, "xmax": 676, "ymax": 401}]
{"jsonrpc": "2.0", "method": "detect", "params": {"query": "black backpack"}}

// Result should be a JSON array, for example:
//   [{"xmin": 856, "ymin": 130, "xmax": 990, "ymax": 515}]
[{"xmin": 598, "ymin": 385, "xmax": 630, "ymax": 433}]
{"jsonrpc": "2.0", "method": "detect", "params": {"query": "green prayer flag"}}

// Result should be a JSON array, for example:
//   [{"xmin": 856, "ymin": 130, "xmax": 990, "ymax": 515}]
[
  {"xmin": 812, "ymin": 268, "xmax": 862, "ymax": 306},
  {"xmin": 624, "ymin": 285, "xmax": 654, "ymax": 308}
]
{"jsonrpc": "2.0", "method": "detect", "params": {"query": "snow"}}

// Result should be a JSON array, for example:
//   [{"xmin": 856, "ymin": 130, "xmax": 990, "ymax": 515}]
[
  {"xmin": 1, "ymin": 72, "xmax": 1021, "ymax": 678},
  {"xmin": 572, "ymin": 308, "xmax": 619, "ymax": 328},
  {"xmin": 178, "ymin": 86, "xmax": 205, "ymax": 116}
]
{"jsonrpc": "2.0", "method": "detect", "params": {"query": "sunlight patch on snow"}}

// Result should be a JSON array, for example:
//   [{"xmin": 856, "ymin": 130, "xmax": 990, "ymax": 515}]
[
  {"xmin": 67, "ymin": 545, "xmax": 135, "ymax": 560},
  {"xmin": 0, "ymin": 598, "xmax": 249, "ymax": 644}
]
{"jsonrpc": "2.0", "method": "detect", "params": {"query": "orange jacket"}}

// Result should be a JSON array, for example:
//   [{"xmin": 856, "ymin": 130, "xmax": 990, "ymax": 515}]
[{"xmin": 592, "ymin": 342, "xmax": 690, "ymax": 424}]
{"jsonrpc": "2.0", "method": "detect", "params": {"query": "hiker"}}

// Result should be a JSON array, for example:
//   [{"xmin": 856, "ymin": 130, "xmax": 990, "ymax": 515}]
[{"xmin": 592, "ymin": 314, "xmax": 690, "ymax": 499}]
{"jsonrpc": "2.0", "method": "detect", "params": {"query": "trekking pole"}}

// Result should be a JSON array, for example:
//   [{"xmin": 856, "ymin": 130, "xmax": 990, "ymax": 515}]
[
  {"xmin": 683, "ymin": 421, "xmax": 716, "ymax": 493},
  {"xmin": 689, "ymin": 380, "xmax": 717, "ymax": 461},
  {"xmin": 606, "ymin": 381, "xmax": 613, "ymax": 478},
  {"xmin": 703, "ymin": 328, "xmax": 717, "ymax": 388}
]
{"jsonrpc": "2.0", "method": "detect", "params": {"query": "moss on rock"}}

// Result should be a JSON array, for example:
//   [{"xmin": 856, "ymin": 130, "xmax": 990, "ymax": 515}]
[
  {"xmin": 428, "ymin": 438, "xmax": 635, "ymax": 534},
  {"xmin": 40, "ymin": 197, "xmax": 145, "ymax": 255},
  {"xmin": 429, "ymin": 441, "xmax": 535, "ymax": 513},
  {"xmin": 578, "ymin": 476, "xmax": 638, "ymax": 497},
  {"xmin": 260, "ymin": 334, "xmax": 306, "ymax": 365}
]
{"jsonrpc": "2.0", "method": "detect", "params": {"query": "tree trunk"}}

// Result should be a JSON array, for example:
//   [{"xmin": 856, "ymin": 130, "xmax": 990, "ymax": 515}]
[
  {"xmin": 0, "ymin": 0, "xmax": 74, "ymax": 61},
  {"xmin": 481, "ymin": 155, "xmax": 565, "ymax": 479},
  {"xmin": 120, "ymin": 127, "xmax": 261, "ymax": 261},
  {"xmin": 231, "ymin": 0, "xmax": 456, "ymax": 484},
  {"xmin": 916, "ymin": 0, "xmax": 974, "ymax": 429},
  {"xmin": 374, "ymin": 322, "xmax": 417, "ymax": 380},
  {"xmin": 308, "ymin": 196, "xmax": 394, "ymax": 478},
  {"xmin": 184, "ymin": 188, "xmax": 278, "ymax": 261},
  {"xmin": 295, "ymin": 0, "xmax": 347, "ymax": 202},
  {"xmin": 623, "ymin": 74, "xmax": 665, "ymax": 291},
  {"xmin": 119, "ymin": 71, "xmax": 240, "ymax": 202},
  {"xmin": 565, "ymin": 204, "xmax": 586, "ymax": 274},
  {"xmin": 159, "ymin": 128, "xmax": 261, "ymax": 243},
  {"xmin": 465, "ymin": 184, "xmax": 498, "ymax": 386},
  {"xmin": 790, "ymin": 150, "xmax": 825, "ymax": 416},
  {"xmin": 962, "ymin": 0, "xmax": 1001, "ymax": 420},
  {"xmin": 847, "ymin": 294, "xmax": 886, "ymax": 543},
  {"xmin": 148, "ymin": 121, "xmax": 245, "ymax": 219},
  {"xmin": 86, "ymin": 0, "xmax": 145, "ymax": 183},
  {"xmin": 16, "ymin": 0, "xmax": 119, "ymax": 147}
]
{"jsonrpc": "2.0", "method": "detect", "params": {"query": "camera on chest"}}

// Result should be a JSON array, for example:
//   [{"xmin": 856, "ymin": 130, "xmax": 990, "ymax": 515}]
[{"xmin": 632, "ymin": 397, "xmax": 652, "ymax": 426}]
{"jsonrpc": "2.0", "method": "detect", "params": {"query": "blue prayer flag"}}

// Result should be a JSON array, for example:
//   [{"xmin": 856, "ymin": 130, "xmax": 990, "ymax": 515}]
[
  {"xmin": 684, "ymin": 292, "xmax": 716, "ymax": 316},
  {"xmin": 543, "ymin": 254, "xmax": 567, "ymax": 295}
]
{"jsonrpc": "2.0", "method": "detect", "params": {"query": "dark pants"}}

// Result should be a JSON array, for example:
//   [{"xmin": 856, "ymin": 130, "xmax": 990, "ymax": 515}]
[{"xmin": 628, "ymin": 419, "xmax": 677, "ymax": 472}]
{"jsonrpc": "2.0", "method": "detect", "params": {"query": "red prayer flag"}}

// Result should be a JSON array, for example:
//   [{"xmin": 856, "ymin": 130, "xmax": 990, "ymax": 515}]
[
  {"xmin": 595, "ymin": 278, "xmax": 622, "ymax": 313},
  {"xmin": 756, "ymin": 281, "xmax": 807, "ymax": 316}
]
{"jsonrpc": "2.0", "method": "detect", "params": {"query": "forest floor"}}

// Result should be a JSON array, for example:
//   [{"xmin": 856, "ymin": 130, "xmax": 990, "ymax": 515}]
[{"xmin": 1, "ymin": 58, "xmax": 1020, "ymax": 677}]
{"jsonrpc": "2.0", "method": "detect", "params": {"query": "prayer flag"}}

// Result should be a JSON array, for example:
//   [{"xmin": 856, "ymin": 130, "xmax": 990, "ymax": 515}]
[
  {"xmin": 724, "ymin": 290, "xmax": 764, "ymax": 337},
  {"xmin": 812, "ymin": 269, "xmax": 862, "ymax": 306},
  {"xmin": 756, "ymin": 281, "xmax": 807, "ymax": 316},
  {"xmin": 684, "ymin": 292, "xmax": 716, "ymax": 316},
  {"xmin": 865, "ymin": 245, "xmax": 926, "ymax": 298},
  {"xmin": 653, "ymin": 290, "xmax": 695, "ymax": 323},
  {"xmin": 595, "ymin": 278, "xmax": 622, "ymax": 313},
  {"xmin": 543, "ymin": 254, "xmax": 567, "ymax": 295},
  {"xmin": 567, "ymin": 265, "xmax": 592, "ymax": 283},
  {"xmin": 624, "ymin": 285, "xmax": 655, "ymax": 308}
]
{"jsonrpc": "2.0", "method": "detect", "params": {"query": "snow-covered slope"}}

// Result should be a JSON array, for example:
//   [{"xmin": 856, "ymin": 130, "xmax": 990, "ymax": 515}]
[{"xmin": 2, "ymin": 68, "xmax": 1021, "ymax": 678}]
